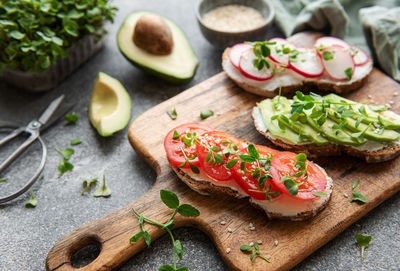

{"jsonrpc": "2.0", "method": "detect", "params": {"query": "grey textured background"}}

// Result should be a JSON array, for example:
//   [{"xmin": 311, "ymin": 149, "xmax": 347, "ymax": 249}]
[{"xmin": 0, "ymin": 0, "xmax": 399, "ymax": 270}]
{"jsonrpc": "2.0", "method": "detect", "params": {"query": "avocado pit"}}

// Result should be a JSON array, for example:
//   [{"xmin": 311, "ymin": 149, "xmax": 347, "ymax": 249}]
[{"xmin": 133, "ymin": 14, "xmax": 174, "ymax": 55}]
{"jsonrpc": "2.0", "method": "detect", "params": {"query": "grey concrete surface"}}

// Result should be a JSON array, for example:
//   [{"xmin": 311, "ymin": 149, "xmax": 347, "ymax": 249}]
[{"xmin": 0, "ymin": 1, "xmax": 399, "ymax": 270}]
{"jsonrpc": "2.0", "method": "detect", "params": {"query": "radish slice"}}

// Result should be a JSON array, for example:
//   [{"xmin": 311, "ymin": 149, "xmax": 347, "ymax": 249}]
[
  {"xmin": 239, "ymin": 49, "xmax": 274, "ymax": 81},
  {"xmin": 315, "ymin": 37, "xmax": 351, "ymax": 51},
  {"xmin": 229, "ymin": 43, "xmax": 253, "ymax": 69},
  {"xmin": 349, "ymin": 47, "xmax": 369, "ymax": 66},
  {"xmin": 289, "ymin": 47, "xmax": 324, "ymax": 78},
  {"xmin": 268, "ymin": 38, "xmax": 292, "ymax": 67},
  {"xmin": 322, "ymin": 46, "xmax": 355, "ymax": 81}
]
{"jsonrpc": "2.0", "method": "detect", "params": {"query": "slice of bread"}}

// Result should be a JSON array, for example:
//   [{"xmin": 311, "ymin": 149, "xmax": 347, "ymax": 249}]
[
  {"xmin": 222, "ymin": 33, "xmax": 373, "ymax": 98},
  {"xmin": 252, "ymin": 106, "xmax": 400, "ymax": 163},
  {"xmin": 171, "ymin": 156, "xmax": 333, "ymax": 221}
]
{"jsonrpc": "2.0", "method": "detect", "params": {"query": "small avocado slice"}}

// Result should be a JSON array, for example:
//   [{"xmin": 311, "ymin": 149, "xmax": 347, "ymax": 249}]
[
  {"xmin": 117, "ymin": 11, "xmax": 198, "ymax": 83},
  {"xmin": 89, "ymin": 72, "xmax": 131, "ymax": 137}
]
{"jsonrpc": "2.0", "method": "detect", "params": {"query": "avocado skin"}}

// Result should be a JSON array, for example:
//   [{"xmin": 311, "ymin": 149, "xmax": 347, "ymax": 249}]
[{"xmin": 117, "ymin": 11, "xmax": 198, "ymax": 84}]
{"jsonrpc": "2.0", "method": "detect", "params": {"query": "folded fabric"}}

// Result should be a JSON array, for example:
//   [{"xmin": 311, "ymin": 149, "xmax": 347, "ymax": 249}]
[
  {"xmin": 271, "ymin": 0, "xmax": 348, "ymax": 38},
  {"xmin": 359, "ymin": 6, "xmax": 400, "ymax": 81}
]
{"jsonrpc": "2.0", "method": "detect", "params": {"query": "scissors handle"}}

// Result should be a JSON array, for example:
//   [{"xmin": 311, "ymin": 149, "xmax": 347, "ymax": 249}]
[{"xmin": 0, "ymin": 127, "xmax": 24, "ymax": 147}]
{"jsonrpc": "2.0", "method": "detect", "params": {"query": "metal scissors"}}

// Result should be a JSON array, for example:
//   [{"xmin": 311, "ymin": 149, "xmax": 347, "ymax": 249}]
[{"xmin": 0, "ymin": 95, "xmax": 65, "ymax": 204}]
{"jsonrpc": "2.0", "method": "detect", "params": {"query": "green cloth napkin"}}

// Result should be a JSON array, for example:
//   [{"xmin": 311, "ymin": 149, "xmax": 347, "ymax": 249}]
[{"xmin": 271, "ymin": 0, "xmax": 400, "ymax": 82}]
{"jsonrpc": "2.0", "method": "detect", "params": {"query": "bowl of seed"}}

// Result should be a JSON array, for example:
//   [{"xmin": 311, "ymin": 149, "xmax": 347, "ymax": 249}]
[{"xmin": 196, "ymin": 0, "xmax": 275, "ymax": 48}]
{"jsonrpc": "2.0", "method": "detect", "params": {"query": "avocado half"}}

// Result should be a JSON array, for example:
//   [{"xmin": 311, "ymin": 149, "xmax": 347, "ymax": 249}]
[
  {"xmin": 89, "ymin": 72, "xmax": 131, "ymax": 137},
  {"xmin": 117, "ymin": 11, "xmax": 199, "ymax": 84}
]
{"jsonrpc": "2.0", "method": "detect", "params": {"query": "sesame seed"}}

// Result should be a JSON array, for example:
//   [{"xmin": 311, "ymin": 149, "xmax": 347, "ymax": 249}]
[
  {"xmin": 266, "ymin": 255, "xmax": 271, "ymax": 260},
  {"xmin": 249, "ymin": 223, "xmax": 254, "ymax": 228},
  {"xmin": 250, "ymin": 227, "xmax": 256, "ymax": 231},
  {"xmin": 249, "ymin": 242, "xmax": 254, "ymax": 247},
  {"xmin": 226, "ymin": 248, "xmax": 231, "ymax": 254},
  {"xmin": 257, "ymin": 240, "xmax": 262, "ymax": 244},
  {"xmin": 368, "ymin": 95, "xmax": 372, "ymax": 99},
  {"xmin": 220, "ymin": 221, "xmax": 226, "ymax": 225},
  {"xmin": 390, "ymin": 100, "xmax": 395, "ymax": 104},
  {"xmin": 394, "ymin": 92, "xmax": 399, "ymax": 96},
  {"xmin": 274, "ymin": 240, "xmax": 279, "ymax": 246},
  {"xmin": 227, "ymin": 227, "xmax": 232, "ymax": 233},
  {"xmin": 344, "ymin": 193, "xmax": 349, "ymax": 198}
]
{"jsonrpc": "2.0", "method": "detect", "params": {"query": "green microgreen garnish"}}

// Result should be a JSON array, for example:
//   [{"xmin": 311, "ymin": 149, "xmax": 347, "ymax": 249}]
[
  {"xmin": 93, "ymin": 175, "xmax": 111, "ymax": 197},
  {"xmin": 313, "ymin": 192, "xmax": 327, "ymax": 197},
  {"xmin": 65, "ymin": 112, "xmax": 79, "ymax": 124},
  {"xmin": 240, "ymin": 242, "xmax": 270, "ymax": 263},
  {"xmin": 25, "ymin": 188, "xmax": 37, "ymax": 208},
  {"xmin": 130, "ymin": 190, "xmax": 200, "ymax": 271},
  {"xmin": 0, "ymin": 1, "xmax": 116, "ymax": 72},
  {"xmin": 0, "ymin": 177, "xmax": 7, "ymax": 182},
  {"xmin": 70, "ymin": 138, "xmax": 82, "ymax": 146},
  {"xmin": 57, "ymin": 148, "xmax": 74, "ymax": 160},
  {"xmin": 167, "ymin": 108, "xmax": 178, "ymax": 120},
  {"xmin": 172, "ymin": 130, "xmax": 180, "ymax": 140},
  {"xmin": 355, "ymin": 234, "xmax": 372, "ymax": 261},
  {"xmin": 345, "ymin": 67, "xmax": 353, "ymax": 81},
  {"xmin": 200, "ymin": 110, "xmax": 214, "ymax": 120},
  {"xmin": 81, "ymin": 178, "xmax": 98, "ymax": 195},
  {"xmin": 249, "ymin": 41, "xmax": 296, "ymax": 70},
  {"xmin": 279, "ymin": 153, "xmax": 308, "ymax": 197},
  {"xmin": 322, "ymin": 51, "xmax": 334, "ymax": 61},
  {"xmin": 178, "ymin": 146, "xmax": 199, "ymax": 174},
  {"xmin": 350, "ymin": 178, "xmax": 366, "ymax": 203}
]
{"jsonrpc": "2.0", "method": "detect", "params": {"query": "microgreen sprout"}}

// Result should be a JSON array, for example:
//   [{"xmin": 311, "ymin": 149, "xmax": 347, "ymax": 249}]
[
  {"xmin": 56, "ymin": 147, "xmax": 74, "ymax": 175},
  {"xmin": 0, "ymin": 177, "xmax": 7, "ymax": 182},
  {"xmin": 280, "ymin": 153, "xmax": 308, "ymax": 197},
  {"xmin": 350, "ymin": 178, "xmax": 366, "ymax": 203},
  {"xmin": 65, "ymin": 113, "xmax": 79, "ymax": 124},
  {"xmin": 93, "ymin": 175, "xmax": 111, "ymax": 197},
  {"xmin": 168, "ymin": 108, "xmax": 178, "ymax": 120},
  {"xmin": 345, "ymin": 67, "xmax": 353, "ymax": 81},
  {"xmin": 70, "ymin": 138, "xmax": 82, "ymax": 146},
  {"xmin": 81, "ymin": 178, "xmax": 98, "ymax": 195},
  {"xmin": 25, "ymin": 188, "xmax": 37, "ymax": 208},
  {"xmin": 240, "ymin": 242, "xmax": 270, "ymax": 263},
  {"xmin": 355, "ymin": 234, "xmax": 371, "ymax": 261},
  {"xmin": 200, "ymin": 110, "xmax": 214, "ymax": 120},
  {"xmin": 130, "ymin": 190, "xmax": 200, "ymax": 271}
]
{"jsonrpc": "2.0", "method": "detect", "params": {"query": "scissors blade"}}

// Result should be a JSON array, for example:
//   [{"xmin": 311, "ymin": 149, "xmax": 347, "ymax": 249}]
[{"xmin": 38, "ymin": 95, "xmax": 65, "ymax": 125}]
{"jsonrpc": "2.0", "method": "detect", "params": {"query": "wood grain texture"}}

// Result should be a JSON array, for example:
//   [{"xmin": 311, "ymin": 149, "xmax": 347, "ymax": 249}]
[{"xmin": 46, "ymin": 69, "xmax": 400, "ymax": 271}]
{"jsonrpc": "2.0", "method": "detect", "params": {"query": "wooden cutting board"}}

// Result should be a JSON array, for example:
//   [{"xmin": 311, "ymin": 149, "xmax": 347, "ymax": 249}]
[{"xmin": 46, "ymin": 71, "xmax": 400, "ymax": 271}]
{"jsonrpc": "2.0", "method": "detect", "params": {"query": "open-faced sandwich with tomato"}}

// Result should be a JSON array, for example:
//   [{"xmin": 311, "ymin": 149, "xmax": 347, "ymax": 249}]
[
  {"xmin": 222, "ymin": 33, "xmax": 373, "ymax": 97},
  {"xmin": 164, "ymin": 123, "xmax": 333, "ymax": 221},
  {"xmin": 253, "ymin": 92, "xmax": 400, "ymax": 163}
]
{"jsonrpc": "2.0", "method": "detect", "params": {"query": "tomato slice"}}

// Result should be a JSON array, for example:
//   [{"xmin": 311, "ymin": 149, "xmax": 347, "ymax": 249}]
[
  {"xmin": 230, "ymin": 145, "xmax": 281, "ymax": 200},
  {"xmin": 164, "ymin": 123, "xmax": 213, "ymax": 168},
  {"xmin": 270, "ymin": 151, "xmax": 327, "ymax": 200},
  {"xmin": 196, "ymin": 131, "xmax": 242, "ymax": 181}
]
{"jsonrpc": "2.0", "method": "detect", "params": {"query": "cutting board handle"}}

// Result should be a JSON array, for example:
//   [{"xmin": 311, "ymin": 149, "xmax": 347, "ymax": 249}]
[{"xmin": 45, "ymin": 184, "xmax": 185, "ymax": 271}]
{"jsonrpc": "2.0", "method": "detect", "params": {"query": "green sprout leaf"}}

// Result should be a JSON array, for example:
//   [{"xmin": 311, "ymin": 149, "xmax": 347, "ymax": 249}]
[
  {"xmin": 159, "ymin": 265, "xmax": 175, "ymax": 271},
  {"xmin": 177, "ymin": 204, "xmax": 200, "ymax": 217},
  {"xmin": 0, "ymin": 178, "xmax": 7, "ymax": 182},
  {"xmin": 352, "ymin": 178, "xmax": 359, "ymax": 189},
  {"xmin": 65, "ymin": 112, "xmax": 79, "ymax": 124},
  {"xmin": 25, "ymin": 188, "xmax": 37, "ymax": 208},
  {"xmin": 355, "ymin": 234, "xmax": 372, "ymax": 261},
  {"xmin": 160, "ymin": 190, "xmax": 180, "ymax": 209},
  {"xmin": 174, "ymin": 240, "xmax": 184, "ymax": 259},
  {"xmin": 167, "ymin": 108, "xmax": 177, "ymax": 120},
  {"xmin": 93, "ymin": 175, "xmax": 111, "ymax": 198},
  {"xmin": 81, "ymin": 178, "xmax": 98, "ymax": 195},
  {"xmin": 345, "ymin": 67, "xmax": 353, "ymax": 81},
  {"xmin": 322, "ymin": 51, "xmax": 334, "ymax": 61},
  {"xmin": 143, "ymin": 230, "xmax": 151, "ymax": 247},
  {"xmin": 172, "ymin": 130, "xmax": 180, "ymax": 140},
  {"xmin": 247, "ymin": 144, "xmax": 260, "ymax": 159},
  {"xmin": 70, "ymin": 138, "xmax": 82, "ymax": 146},
  {"xmin": 283, "ymin": 177, "xmax": 298, "ymax": 197},
  {"xmin": 57, "ymin": 148, "xmax": 74, "ymax": 160},
  {"xmin": 240, "ymin": 245, "xmax": 253, "ymax": 252},
  {"xmin": 313, "ymin": 192, "xmax": 327, "ymax": 197},
  {"xmin": 58, "ymin": 161, "xmax": 74, "ymax": 175},
  {"xmin": 130, "ymin": 231, "xmax": 144, "ymax": 243},
  {"xmin": 350, "ymin": 189, "xmax": 367, "ymax": 203},
  {"xmin": 200, "ymin": 110, "xmax": 214, "ymax": 119},
  {"xmin": 226, "ymin": 158, "xmax": 239, "ymax": 169}
]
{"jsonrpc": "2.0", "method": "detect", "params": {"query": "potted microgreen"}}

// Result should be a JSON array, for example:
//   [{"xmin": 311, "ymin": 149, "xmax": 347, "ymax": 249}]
[{"xmin": 0, "ymin": 0, "xmax": 117, "ymax": 92}]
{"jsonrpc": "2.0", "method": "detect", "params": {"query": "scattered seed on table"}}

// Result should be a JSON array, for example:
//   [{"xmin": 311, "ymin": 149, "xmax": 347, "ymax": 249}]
[
  {"xmin": 249, "ymin": 242, "xmax": 254, "ymax": 247},
  {"xmin": 257, "ymin": 240, "xmax": 262, "ymax": 244},
  {"xmin": 220, "ymin": 221, "xmax": 226, "ymax": 225},
  {"xmin": 344, "ymin": 193, "xmax": 349, "ymax": 198},
  {"xmin": 227, "ymin": 227, "xmax": 232, "ymax": 233},
  {"xmin": 226, "ymin": 248, "xmax": 231, "ymax": 254},
  {"xmin": 274, "ymin": 240, "xmax": 279, "ymax": 246}
]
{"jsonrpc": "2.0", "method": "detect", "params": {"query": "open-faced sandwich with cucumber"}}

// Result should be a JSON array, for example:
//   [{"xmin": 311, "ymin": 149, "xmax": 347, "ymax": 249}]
[
  {"xmin": 164, "ymin": 123, "xmax": 333, "ymax": 221},
  {"xmin": 222, "ymin": 34, "xmax": 372, "ymax": 97},
  {"xmin": 253, "ymin": 92, "xmax": 400, "ymax": 163}
]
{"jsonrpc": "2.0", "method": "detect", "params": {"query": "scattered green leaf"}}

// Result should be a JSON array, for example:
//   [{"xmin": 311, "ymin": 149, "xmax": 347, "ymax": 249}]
[
  {"xmin": 322, "ymin": 51, "xmax": 334, "ymax": 61},
  {"xmin": 200, "ymin": 110, "xmax": 214, "ymax": 120},
  {"xmin": 65, "ymin": 112, "xmax": 79, "ymax": 124},
  {"xmin": 350, "ymin": 189, "xmax": 367, "ymax": 203},
  {"xmin": 355, "ymin": 234, "xmax": 372, "ymax": 261},
  {"xmin": 160, "ymin": 190, "xmax": 180, "ymax": 209},
  {"xmin": 239, "ymin": 242, "xmax": 270, "ymax": 263},
  {"xmin": 352, "ymin": 178, "xmax": 359, "ymax": 189},
  {"xmin": 172, "ymin": 130, "xmax": 180, "ymax": 140},
  {"xmin": 313, "ymin": 192, "xmax": 327, "ymax": 197},
  {"xmin": 57, "ymin": 148, "xmax": 74, "ymax": 160},
  {"xmin": 93, "ymin": 175, "xmax": 111, "ymax": 197},
  {"xmin": 177, "ymin": 204, "xmax": 200, "ymax": 217},
  {"xmin": 25, "ymin": 188, "xmax": 37, "ymax": 208},
  {"xmin": 345, "ymin": 67, "xmax": 353, "ymax": 81},
  {"xmin": 81, "ymin": 178, "xmax": 98, "ymax": 195},
  {"xmin": 0, "ymin": 178, "xmax": 7, "ymax": 182},
  {"xmin": 70, "ymin": 138, "xmax": 82, "ymax": 146},
  {"xmin": 58, "ymin": 160, "xmax": 74, "ymax": 175},
  {"xmin": 167, "ymin": 108, "xmax": 177, "ymax": 120}
]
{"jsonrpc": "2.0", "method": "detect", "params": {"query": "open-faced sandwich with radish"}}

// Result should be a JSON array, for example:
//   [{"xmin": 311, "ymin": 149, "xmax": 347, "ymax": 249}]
[
  {"xmin": 164, "ymin": 123, "xmax": 333, "ymax": 221},
  {"xmin": 253, "ymin": 91, "xmax": 400, "ymax": 163},
  {"xmin": 222, "ymin": 33, "xmax": 373, "ymax": 97}
]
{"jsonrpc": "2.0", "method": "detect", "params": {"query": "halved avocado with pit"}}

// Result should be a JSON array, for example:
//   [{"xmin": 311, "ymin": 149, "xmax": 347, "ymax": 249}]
[{"xmin": 117, "ymin": 11, "xmax": 198, "ymax": 83}]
